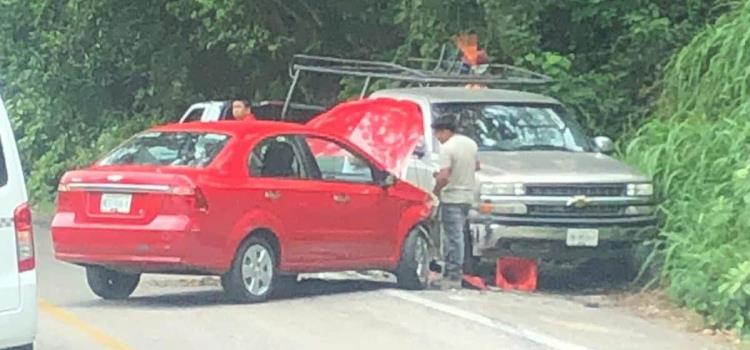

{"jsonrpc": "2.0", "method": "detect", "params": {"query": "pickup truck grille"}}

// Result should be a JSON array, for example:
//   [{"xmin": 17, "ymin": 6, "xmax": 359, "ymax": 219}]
[
  {"xmin": 525, "ymin": 184, "xmax": 626, "ymax": 197},
  {"xmin": 527, "ymin": 205, "xmax": 626, "ymax": 217}
]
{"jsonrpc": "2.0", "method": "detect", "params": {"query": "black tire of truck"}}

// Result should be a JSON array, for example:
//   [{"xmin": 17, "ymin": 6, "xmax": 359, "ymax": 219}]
[
  {"xmin": 86, "ymin": 266, "xmax": 141, "ymax": 300},
  {"xmin": 463, "ymin": 223, "xmax": 481, "ymax": 275},
  {"xmin": 580, "ymin": 256, "xmax": 639, "ymax": 283}
]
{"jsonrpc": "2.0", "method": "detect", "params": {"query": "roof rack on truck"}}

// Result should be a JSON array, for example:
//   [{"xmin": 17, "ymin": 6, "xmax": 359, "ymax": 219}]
[{"xmin": 281, "ymin": 52, "xmax": 553, "ymax": 119}]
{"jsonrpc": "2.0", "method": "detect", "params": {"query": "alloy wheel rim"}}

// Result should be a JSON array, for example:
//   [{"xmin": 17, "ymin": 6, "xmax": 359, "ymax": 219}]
[{"xmin": 241, "ymin": 244, "xmax": 274, "ymax": 296}]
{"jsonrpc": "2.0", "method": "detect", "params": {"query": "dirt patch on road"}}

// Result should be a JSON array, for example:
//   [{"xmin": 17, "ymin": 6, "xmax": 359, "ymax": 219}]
[
  {"xmin": 613, "ymin": 291, "xmax": 744, "ymax": 349},
  {"xmin": 144, "ymin": 276, "xmax": 220, "ymax": 288}
]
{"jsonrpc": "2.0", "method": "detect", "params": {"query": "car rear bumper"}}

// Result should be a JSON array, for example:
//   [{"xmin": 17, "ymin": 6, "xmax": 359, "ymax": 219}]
[
  {"xmin": 469, "ymin": 215, "xmax": 658, "ymax": 260},
  {"xmin": 0, "ymin": 271, "xmax": 37, "ymax": 349},
  {"xmin": 51, "ymin": 213, "xmax": 215, "ymax": 273}
]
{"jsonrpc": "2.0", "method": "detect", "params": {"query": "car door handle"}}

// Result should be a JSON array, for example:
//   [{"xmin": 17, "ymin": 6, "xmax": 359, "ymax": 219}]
[
  {"xmin": 265, "ymin": 190, "xmax": 282, "ymax": 201},
  {"xmin": 333, "ymin": 193, "xmax": 350, "ymax": 203}
]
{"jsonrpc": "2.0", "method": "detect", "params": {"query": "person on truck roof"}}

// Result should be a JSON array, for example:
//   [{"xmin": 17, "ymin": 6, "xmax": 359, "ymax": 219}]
[
  {"xmin": 431, "ymin": 114, "xmax": 480, "ymax": 290},
  {"xmin": 232, "ymin": 99, "xmax": 257, "ymax": 121}
]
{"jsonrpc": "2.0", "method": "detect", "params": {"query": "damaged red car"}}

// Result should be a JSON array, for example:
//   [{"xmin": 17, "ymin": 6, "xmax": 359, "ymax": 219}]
[{"xmin": 51, "ymin": 98, "xmax": 435, "ymax": 302}]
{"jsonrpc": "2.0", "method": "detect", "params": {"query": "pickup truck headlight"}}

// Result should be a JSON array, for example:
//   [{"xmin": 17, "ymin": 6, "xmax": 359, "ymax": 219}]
[
  {"xmin": 626, "ymin": 183, "xmax": 654, "ymax": 197},
  {"xmin": 480, "ymin": 183, "xmax": 525, "ymax": 196}
]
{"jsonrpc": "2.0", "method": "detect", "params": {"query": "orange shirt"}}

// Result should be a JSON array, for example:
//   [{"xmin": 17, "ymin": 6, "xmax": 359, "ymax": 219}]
[{"xmin": 236, "ymin": 113, "xmax": 257, "ymax": 121}]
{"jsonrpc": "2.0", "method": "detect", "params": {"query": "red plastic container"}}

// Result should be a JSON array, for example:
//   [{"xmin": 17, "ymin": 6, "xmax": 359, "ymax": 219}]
[{"xmin": 495, "ymin": 257, "xmax": 538, "ymax": 292}]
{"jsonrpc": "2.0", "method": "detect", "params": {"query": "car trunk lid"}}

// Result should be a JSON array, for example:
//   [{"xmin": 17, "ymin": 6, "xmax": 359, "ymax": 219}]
[{"xmin": 59, "ymin": 168, "xmax": 203, "ymax": 225}]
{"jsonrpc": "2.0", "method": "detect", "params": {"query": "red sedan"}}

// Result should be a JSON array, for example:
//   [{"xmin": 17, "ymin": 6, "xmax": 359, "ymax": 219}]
[{"xmin": 51, "ymin": 99, "xmax": 435, "ymax": 302}]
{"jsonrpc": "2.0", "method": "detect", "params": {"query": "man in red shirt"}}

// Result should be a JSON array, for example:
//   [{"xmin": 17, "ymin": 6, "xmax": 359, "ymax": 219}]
[{"xmin": 231, "ymin": 99, "xmax": 256, "ymax": 121}]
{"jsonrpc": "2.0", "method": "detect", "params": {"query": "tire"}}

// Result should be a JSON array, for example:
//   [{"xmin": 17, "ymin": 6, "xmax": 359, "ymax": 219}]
[
  {"xmin": 463, "ymin": 223, "xmax": 480, "ymax": 275},
  {"xmin": 221, "ymin": 273, "xmax": 294, "ymax": 292},
  {"xmin": 580, "ymin": 256, "xmax": 638, "ymax": 283},
  {"xmin": 222, "ymin": 236, "xmax": 279, "ymax": 303},
  {"xmin": 395, "ymin": 228, "xmax": 431, "ymax": 290},
  {"xmin": 10, "ymin": 344, "xmax": 33, "ymax": 350},
  {"xmin": 86, "ymin": 266, "xmax": 140, "ymax": 300}
]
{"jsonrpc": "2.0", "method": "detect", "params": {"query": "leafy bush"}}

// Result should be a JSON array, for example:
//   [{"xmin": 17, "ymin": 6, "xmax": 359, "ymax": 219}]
[{"xmin": 625, "ymin": 1, "xmax": 750, "ymax": 333}]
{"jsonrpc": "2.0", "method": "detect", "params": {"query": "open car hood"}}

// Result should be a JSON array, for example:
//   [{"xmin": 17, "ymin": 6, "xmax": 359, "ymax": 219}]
[{"xmin": 307, "ymin": 98, "xmax": 424, "ymax": 175}]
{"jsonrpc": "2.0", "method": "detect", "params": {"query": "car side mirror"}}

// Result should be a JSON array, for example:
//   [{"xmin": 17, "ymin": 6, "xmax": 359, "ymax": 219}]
[
  {"xmin": 593, "ymin": 136, "xmax": 614, "ymax": 154},
  {"xmin": 380, "ymin": 173, "xmax": 397, "ymax": 188}
]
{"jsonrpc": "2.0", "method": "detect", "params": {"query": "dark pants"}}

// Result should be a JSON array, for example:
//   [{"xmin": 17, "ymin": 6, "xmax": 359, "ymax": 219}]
[{"xmin": 441, "ymin": 203, "xmax": 470, "ymax": 281}]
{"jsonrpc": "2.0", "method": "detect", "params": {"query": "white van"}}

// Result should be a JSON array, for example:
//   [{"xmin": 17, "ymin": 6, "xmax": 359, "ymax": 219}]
[{"xmin": 0, "ymin": 95, "xmax": 36, "ymax": 350}]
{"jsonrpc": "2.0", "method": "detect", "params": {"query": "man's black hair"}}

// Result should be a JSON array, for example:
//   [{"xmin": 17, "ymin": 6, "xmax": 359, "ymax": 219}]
[
  {"xmin": 233, "ymin": 99, "xmax": 252, "ymax": 108},
  {"xmin": 431, "ymin": 114, "xmax": 458, "ymax": 132}
]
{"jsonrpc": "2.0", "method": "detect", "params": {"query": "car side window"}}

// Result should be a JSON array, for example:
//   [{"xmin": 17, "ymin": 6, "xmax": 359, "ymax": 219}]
[
  {"xmin": 249, "ymin": 136, "xmax": 304, "ymax": 178},
  {"xmin": 303, "ymin": 136, "xmax": 374, "ymax": 183},
  {"xmin": 183, "ymin": 108, "xmax": 204, "ymax": 123}
]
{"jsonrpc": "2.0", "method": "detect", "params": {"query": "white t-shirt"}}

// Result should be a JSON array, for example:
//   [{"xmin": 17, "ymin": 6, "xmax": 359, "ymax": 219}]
[{"xmin": 438, "ymin": 134, "xmax": 479, "ymax": 204}]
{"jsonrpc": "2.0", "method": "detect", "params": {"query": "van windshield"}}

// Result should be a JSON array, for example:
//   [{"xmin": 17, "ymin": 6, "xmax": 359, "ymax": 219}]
[
  {"xmin": 432, "ymin": 102, "xmax": 594, "ymax": 152},
  {"xmin": 99, "ymin": 131, "xmax": 230, "ymax": 167}
]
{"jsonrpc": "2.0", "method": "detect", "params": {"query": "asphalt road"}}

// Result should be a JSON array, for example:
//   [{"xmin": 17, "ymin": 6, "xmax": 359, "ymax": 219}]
[{"xmin": 33, "ymin": 220, "xmax": 727, "ymax": 350}]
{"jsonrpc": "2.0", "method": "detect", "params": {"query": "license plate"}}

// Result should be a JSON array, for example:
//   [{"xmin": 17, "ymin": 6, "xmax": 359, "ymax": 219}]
[
  {"xmin": 566, "ymin": 229, "xmax": 599, "ymax": 247},
  {"xmin": 100, "ymin": 193, "xmax": 132, "ymax": 214}
]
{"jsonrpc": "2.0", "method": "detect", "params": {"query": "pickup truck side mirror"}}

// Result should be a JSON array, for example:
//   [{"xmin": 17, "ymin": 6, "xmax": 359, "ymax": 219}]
[
  {"xmin": 593, "ymin": 136, "xmax": 614, "ymax": 154},
  {"xmin": 413, "ymin": 143, "xmax": 426, "ymax": 159}
]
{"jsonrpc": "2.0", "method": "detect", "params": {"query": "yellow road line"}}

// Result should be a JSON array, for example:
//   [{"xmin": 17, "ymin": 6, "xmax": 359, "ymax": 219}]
[{"xmin": 38, "ymin": 298, "xmax": 134, "ymax": 350}]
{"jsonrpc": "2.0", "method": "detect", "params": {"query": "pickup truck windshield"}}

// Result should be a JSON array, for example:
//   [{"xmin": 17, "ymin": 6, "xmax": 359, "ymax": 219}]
[
  {"xmin": 432, "ymin": 102, "xmax": 593, "ymax": 152},
  {"xmin": 99, "ymin": 131, "xmax": 230, "ymax": 167}
]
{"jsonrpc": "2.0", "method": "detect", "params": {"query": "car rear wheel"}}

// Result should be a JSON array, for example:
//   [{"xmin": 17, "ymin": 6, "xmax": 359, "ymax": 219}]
[
  {"xmin": 86, "ymin": 266, "xmax": 140, "ymax": 300},
  {"xmin": 395, "ymin": 228, "xmax": 431, "ymax": 290},
  {"xmin": 222, "ymin": 236, "xmax": 278, "ymax": 303}
]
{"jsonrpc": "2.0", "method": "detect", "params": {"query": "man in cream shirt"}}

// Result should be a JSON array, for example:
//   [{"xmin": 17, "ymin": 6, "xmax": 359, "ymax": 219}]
[{"xmin": 432, "ymin": 114, "xmax": 480, "ymax": 290}]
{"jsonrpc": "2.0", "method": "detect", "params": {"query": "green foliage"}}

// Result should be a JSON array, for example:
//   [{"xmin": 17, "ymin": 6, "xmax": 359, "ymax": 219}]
[
  {"xmin": 0, "ymin": 0, "xmax": 729, "ymax": 202},
  {"xmin": 390, "ymin": 0, "xmax": 728, "ymax": 137},
  {"xmin": 625, "ymin": 1, "xmax": 750, "ymax": 333}
]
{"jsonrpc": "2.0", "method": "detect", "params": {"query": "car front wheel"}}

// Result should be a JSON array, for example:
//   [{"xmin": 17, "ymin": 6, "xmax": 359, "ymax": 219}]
[
  {"xmin": 86, "ymin": 266, "xmax": 140, "ymax": 300},
  {"xmin": 222, "ymin": 236, "xmax": 278, "ymax": 303},
  {"xmin": 395, "ymin": 228, "xmax": 431, "ymax": 290}
]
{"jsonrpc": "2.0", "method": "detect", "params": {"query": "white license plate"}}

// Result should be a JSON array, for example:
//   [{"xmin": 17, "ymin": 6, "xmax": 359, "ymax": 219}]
[
  {"xmin": 100, "ymin": 193, "xmax": 132, "ymax": 214},
  {"xmin": 566, "ymin": 229, "xmax": 599, "ymax": 247}
]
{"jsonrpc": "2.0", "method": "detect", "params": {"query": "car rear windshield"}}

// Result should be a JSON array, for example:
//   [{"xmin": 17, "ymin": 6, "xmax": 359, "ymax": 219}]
[
  {"xmin": 99, "ymin": 131, "xmax": 231, "ymax": 167},
  {"xmin": 0, "ymin": 137, "xmax": 7, "ymax": 187}
]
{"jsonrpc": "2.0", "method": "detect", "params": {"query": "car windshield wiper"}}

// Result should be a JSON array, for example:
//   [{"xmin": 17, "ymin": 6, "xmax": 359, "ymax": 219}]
[{"xmin": 515, "ymin": 145, "xmax": 575, "ymax": 152}]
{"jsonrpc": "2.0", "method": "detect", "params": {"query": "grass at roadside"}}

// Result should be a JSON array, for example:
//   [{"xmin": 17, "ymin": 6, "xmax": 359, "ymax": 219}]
[{"xmin": 625, "ymin": 1, "xmax": 750, "ymax": 335}]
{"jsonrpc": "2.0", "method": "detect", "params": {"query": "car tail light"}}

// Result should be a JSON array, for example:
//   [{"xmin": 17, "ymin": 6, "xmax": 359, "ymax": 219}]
[
  {"xmin": 56, "ymin": 183, "xmax": 73, "ymax": 211},
  {"xmin": 14, "ymin": 202, "xmax": 35, "ymax": 272},
  {"xmin": 169, "ymin": 185, "xmax": 209, "ymax": 212}
]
